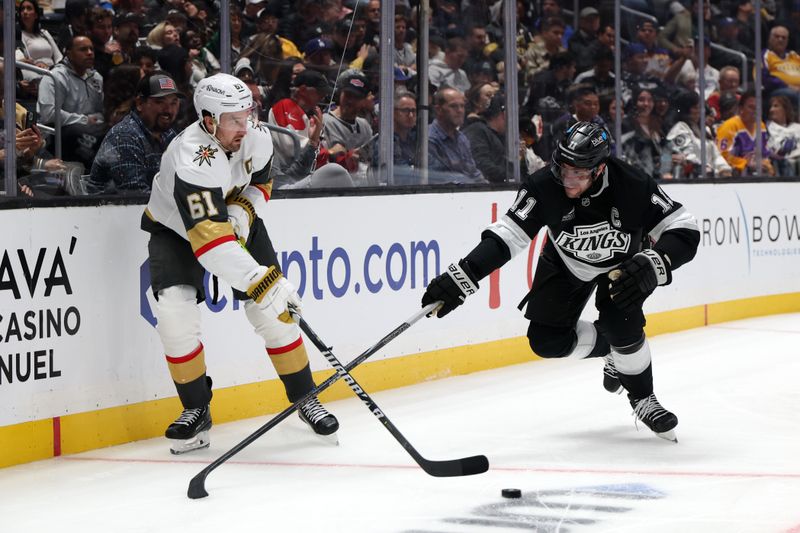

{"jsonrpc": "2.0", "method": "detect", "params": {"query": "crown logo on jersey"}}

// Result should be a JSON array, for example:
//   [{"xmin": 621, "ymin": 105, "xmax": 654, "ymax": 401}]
[{"xmin": 193, "ymin": 144, "xmax": 219, "ymax": 166}]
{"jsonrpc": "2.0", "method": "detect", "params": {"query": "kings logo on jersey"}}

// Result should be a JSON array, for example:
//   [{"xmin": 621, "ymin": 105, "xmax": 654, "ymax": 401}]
[{"xmin": 555, "ymin": 221, "xmax": 631, "ymax": 263}]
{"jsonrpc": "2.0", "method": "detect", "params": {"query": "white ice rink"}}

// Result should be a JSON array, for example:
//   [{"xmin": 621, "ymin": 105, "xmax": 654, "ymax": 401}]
[{"xmin": 2, "ymin": 313, "xmax": 799, "ymax": 532}]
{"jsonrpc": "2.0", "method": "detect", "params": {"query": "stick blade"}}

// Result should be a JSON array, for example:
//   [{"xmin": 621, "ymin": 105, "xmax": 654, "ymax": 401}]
[
  {"xmin": 459, "ymin": 454, "xmax": 490, "ymax": 476},
  {"xmin": 422, "ymin": 454, "xmax": 489, "ymax": 477},
  {"xmin": 187, "ymin": 473, "xmax": 210, "ymax": 499}
]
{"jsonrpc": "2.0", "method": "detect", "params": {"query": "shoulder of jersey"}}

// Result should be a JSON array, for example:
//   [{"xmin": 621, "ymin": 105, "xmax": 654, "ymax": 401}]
[
  {"xmin": 608, "ymin": 157, "xmax": 649, "ymax": 185},
  {"xmin": 244, "ymin": 122, "xmax": 275, "ymax": 162},
  {"xmin": 606, "ymin": 157, "xmax": 652, "ymax": 201},
  {"xmin": 172, "ymin": 123, "xmax": 228, "ymax": 186}
]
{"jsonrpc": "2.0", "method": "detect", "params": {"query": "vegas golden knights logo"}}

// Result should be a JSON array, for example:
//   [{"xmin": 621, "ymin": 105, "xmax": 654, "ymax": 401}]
[{"xmin": 193, "ymin": 145, "xmax": 218, "ymax": 167}]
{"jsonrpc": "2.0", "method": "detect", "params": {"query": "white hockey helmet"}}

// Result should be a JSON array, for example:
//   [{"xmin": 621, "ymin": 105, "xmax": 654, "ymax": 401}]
[{"xmin": 193, "ymin": 73, "xmax": 253, "ymax": 124}]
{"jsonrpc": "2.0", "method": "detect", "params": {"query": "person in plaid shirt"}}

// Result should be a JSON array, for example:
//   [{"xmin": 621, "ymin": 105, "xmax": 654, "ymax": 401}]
[{"xmin": 86, "ymin": 72, "xmax": 181, "ymax": 194}]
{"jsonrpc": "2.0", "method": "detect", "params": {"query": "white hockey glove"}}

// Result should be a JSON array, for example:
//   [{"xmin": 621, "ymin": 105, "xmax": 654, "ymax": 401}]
[
  {"xmin": 226, "ymin": 196, "xmax": 256, "ymax": 242},
  {"xmin": 608, "ymin": 249, "xmax": 671, "ymax": 313},
  {"xmin": 246, "ymin": 266, "xmax": 301, "ymax": 323}
]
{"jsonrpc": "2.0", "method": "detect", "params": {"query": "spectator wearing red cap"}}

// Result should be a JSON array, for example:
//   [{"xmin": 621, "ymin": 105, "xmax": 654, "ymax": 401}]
[{"xmin": 268, "ymin": 69, "xmax": 332, "ymax": 181}]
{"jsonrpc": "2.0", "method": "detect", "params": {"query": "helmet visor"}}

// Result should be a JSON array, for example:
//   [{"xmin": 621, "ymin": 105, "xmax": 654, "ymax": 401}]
[
  {"xmin": 553, "ymin": 160, "xmax": 595, "ymax": 187},
  {"xmin": 216, "ymin": 106, "xmax": 257, "ymax": 133}
]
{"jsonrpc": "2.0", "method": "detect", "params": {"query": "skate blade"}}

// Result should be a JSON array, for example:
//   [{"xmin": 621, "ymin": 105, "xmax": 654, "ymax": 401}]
[
  {"xmin": 169, "ymin": 430, "xmax": 210, "ymax": 455},
  {"xmin": 313, "ymin": 431, "xmax": 339, "ymax": 446},
  {"xmin": 655, "ymin": 429, "xmax": 678, "ymax": 443}
]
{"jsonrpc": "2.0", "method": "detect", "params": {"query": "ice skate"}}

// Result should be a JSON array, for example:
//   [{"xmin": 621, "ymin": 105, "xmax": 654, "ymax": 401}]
[
  {"xmin": 298, "ymin": 396, "xmax": 339, "ymax": 445},
  {"xmin": 602, "ymin": 355, "xmax": 622, "ymax": 394},
  {"xmin": 166, "ymin": 405, "xmax": 212, "ymax": 454},
  {"xmin": 629, "ymin": 393, "xmax": 678, "ymax": 442}
]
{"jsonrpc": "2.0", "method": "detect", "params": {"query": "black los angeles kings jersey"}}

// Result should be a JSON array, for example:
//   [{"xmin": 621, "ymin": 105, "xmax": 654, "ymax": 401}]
[{"xmin": 464, "ymin": 157, "xmax": 700, "ymax": 283}]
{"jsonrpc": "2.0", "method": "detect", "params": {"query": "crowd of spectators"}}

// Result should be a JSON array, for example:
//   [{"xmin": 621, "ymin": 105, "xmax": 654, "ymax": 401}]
[{"xmin": 4, "ymin": 0, "xmax": 800, "ymax": 198}]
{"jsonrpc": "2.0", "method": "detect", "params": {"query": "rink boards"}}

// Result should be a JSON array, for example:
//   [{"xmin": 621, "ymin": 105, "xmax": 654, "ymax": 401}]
[{"xmin": 1, "ymin": 183, "xmax": 799, "ymax": 466}]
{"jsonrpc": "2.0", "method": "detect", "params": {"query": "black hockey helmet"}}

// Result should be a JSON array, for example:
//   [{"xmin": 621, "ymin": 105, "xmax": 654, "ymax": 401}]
[{"xmin": 551, "ymin": 121, "xmax": 611, "ymax": 184}]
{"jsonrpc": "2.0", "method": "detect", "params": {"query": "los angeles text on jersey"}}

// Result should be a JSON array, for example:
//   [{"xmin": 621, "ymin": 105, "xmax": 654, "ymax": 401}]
[{"xmin": 554, "ymin": 221, "xmax": 631, "ymax": 263}]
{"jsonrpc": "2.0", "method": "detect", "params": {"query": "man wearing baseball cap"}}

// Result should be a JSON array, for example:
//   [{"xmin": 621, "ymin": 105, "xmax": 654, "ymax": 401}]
[
  {"xmin": 322, "ymin": 70, "xmax": 375, "ymax": 185},
  {"xmin": 569, "ymin": 7, "xmax": 601, "ymax": 73},
  {"xmin": 267, "ymin": 69, "xmax": 332, "ymax": 186},
  {"xmin": 304, "ymin": 37, "xmax": 334, "ymax": 67},
  {"xmin": 87, "ymin": 72, "xmax": 182, "ymax": 193}
]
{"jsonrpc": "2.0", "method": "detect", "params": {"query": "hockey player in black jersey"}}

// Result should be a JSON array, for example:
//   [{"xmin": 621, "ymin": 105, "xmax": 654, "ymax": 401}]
[{"xmin": 422, "ymin": 121, "xmax": 700, "ymax": 442}]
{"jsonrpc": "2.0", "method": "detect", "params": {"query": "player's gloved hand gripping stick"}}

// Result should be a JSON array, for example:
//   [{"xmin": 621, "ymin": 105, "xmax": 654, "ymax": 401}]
[
  {"xmin": 421, "ymin": 261, "xmax": 480, "ymax": 317},
  {"xmin": 187, "ymin": 302, "xmax": 481, "ymax": 499},
  {"xmin": 246, "ymin": 265, "xmax": 302, "ymax": 323},
  {"xmin": 608, "ymin": 250, "xmax": 672, "ymax": 312}
]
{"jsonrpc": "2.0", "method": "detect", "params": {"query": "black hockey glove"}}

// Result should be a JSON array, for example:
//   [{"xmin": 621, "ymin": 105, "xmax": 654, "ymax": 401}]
[
  {"xmin": 608, "ymin": 249, "xmax": 671, "ymax": 313},
  {"xmin": 422, "ymin": 261, "xmax": 480, "ymax": 318}
]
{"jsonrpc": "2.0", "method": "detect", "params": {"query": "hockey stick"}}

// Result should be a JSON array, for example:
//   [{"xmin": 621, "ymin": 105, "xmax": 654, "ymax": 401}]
[
  {"xmin": 290, "ymin": 306, "xmax": 489, "ymax": 479},
  {"xmin": 188, "ymin": 303, "xmax": 440, "ymax": 499}
]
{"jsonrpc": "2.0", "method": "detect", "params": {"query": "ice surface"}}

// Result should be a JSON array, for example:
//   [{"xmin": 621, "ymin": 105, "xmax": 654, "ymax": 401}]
[{"xmin": 2, "ymin": 314, "xmax": 799, "ymax": 532}]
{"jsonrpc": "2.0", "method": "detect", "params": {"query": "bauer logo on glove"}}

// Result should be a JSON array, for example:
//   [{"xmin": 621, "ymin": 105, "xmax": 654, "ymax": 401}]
[
  {"xmin": 421, "ymin": 261, "xmax": 480, "ymax": 318},
  {"xmin": 447, "ymin": 263, "xmax": 478, "ymax": 297}
]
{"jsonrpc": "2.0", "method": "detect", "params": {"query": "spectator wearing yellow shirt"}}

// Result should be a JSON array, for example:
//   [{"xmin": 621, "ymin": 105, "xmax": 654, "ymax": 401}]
[
  {"xmin": 716, "ymin": 90, "xmax": 775, "ymax": 176},
  {"xmin": 762, "ymin": 25, "xmax": 800, "ymax": 106}
]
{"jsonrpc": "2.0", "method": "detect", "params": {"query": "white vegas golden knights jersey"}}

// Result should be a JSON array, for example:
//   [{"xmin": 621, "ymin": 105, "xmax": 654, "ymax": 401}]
[
  {"xmin": 146, "ymin": 120, "xmax": 274, "ymax": 239},
  {"xmin": 143, "ymin": 119, "xmax": 275, "ymax": 292}
]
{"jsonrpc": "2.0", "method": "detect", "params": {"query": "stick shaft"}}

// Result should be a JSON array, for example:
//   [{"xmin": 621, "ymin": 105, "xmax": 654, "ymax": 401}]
[
  {"xmin": 295, "ymin": 310, "xmax": 488, "ymax": 478},
  {"xmin": 187, "ymin": 304, "xmax": 437, "ymax": 498}
]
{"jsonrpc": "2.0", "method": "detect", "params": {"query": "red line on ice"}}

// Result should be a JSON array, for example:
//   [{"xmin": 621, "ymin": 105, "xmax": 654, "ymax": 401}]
[{"xmin": 60, "ymin": 456, "xmax": 800, "ymax": 479}]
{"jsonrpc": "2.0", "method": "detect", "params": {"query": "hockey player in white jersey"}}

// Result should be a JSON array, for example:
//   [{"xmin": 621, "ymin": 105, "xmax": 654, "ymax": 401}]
[
  {"xmin": 422, "ymin": 122, "xmax": 700, "ymax": 442},
  {"xmin": 142, "ymin": 73, "xmax": 338, "ymax": 454}
]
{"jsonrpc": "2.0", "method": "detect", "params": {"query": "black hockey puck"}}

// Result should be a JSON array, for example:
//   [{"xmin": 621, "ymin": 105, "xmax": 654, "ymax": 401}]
[{"xmin": 501, "ymin": 488, "xmax": 521, "ymax": 499}]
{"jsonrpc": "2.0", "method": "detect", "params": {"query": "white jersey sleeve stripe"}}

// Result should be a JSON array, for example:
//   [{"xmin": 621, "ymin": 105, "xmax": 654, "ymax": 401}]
[
  {"xmin": 648, "ymin": 206, "xmax": 699, "ymax": 242},
  {"xmin": 486, "ymin": 214, "xmax": 532, "ymax": 259}
]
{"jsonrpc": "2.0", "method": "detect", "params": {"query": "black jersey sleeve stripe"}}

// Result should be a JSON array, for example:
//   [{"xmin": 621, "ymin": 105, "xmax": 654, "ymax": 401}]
[{"xmin": 251, "ymin": 156, "xmax": 274, "ymax": 185}]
